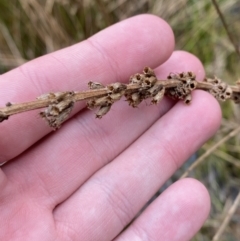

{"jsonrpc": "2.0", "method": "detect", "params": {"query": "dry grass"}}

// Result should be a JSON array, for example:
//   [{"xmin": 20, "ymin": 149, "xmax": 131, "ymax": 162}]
[{"xmin": 1, "ymin": 0, "xmax": 240, "ymax": 240}]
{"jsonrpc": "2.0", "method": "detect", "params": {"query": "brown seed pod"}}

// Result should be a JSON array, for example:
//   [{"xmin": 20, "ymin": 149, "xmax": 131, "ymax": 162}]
[
  {"xmin": 109, "ymin": 93, "xmax": 123, "ymax": 102},
  {"xmin": 129, "ymin": 74, "xmax": 145, "ymax": 84},
  {"xmin": 232, "ymin": 92, "xmax": 240, "ymax": 103},
  {"xmin": 96, "ymin": 104, "xmax": 111, "ymax": 119},
  {"xmin": 87, "ymin": 96, "xmax": 111, "ymax": 109},
  {"xmin": 40, "ymin": 100, "xmax": 74, "ymax": 130},
  {"xmin": 152, "ymin": 87, "xmax": 165, "ymax": 104},
  {"xmin": 206, "ymin": 77, "xmax": 233, "ymax": 101},
  {"xmin": 107, "ymin": 82, "xmax": 127, "ymax": 93},
  {"xmin": 88, "ymin": 81, "xmax": 105, "ymax": 89},
  {"xmin": 37, "ymin": 92, "xmax": 56, "ymax": 100},
  {"xmin": 224, "ymin": 86, "xmax": 233, "ymax": 98},
  {"xmin": 167, "ymin": 72, "xmax": 178, "ymax": 79},
  {"xmin": 184, "ymin": 94, "xmax": 192, "ymax": 104},
  {"xmin": 143, "ymin": 67, "xmax": 156, "ymax": 77},
  {"xmin": 166, "ymin": 75, "xmax": 196, "ymax": 102},
  {"xmin": 126, "ymin": 92, "xmax": 142, "ymax": 107},
  {"xmin": 142, "ymin": 76, "xmax": 157, "ymax": 87},
  {"xmin": 37, "ymin": 91, "xmax": 75, "ymax": 104}
]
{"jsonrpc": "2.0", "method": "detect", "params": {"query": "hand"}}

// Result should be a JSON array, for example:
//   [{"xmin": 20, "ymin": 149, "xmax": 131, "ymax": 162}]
[{"xmin": 0, "ymin": 15, "xmax": 221, "ymax": 241}]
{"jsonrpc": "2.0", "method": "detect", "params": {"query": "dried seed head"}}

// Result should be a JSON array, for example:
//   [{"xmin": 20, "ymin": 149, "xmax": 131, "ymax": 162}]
[
  {"xmin": 143, "ymin": 67, "xmax": 156, "ymax": 77},
  {"xmin": 152, "ymin": 87, "xmax": 165, "ymax": 104},
  {"xmin": 187, "ymin": 71, "xmax": 196, "ymax": 80},
  {"xmin": 129, "ymin": 74, "xmax": 145, "ymax": 85},
  {"xmin": 126, "ymin": 92, "xmax": 142, "ymax": 107},
  {"xmin": 206, "ymin": 77, "xmax": 221, "ymax": 85},
  {"xmin": 96, "ymin": 104, "xmax": 111, "ymax": 119},
  {"xmin": 109, "ymin": 93, "xmax": 123, "ymax": 101},
  {"xmin": 232, "ymin": 82, "xmax": 240, "ymax": 103},
  {"xmin": 86, "ymin": 99, "xmax": 96, "ymax": 109},
  {"xmin": 107, "ymin": 83, "xmax": 127, "ymax": 93},
  {"xmin": 142, "ymin": 76, "xmax": 157, "ymax": 87},
  {"xmin": 88, "ymin": 81, "xmax": 105, "ymax": 89},
  {"xmin": 87, "ymin": 96, "xmax": 111, "ymax": 109},
  {"xmin": 40, "ymin": 100, "xmax": 74, "ymax": 130},
  {"xmin": 232, "ymin": 92, "xmax": 240, "ymax": 103},
  {"xmin": 218, "ymin": 82, "xmax": 227, "ymax": 90},
  {"xmin": 131, "ymin": 93, "xmax": 140, "ymax": 102},
  {"xmin": 39, "ymin": 91, "xmax": 76, "ymax": 129},
  {"xmin": 167, "ymin": 72, "xmax": 178, "ymax": 79},
  {"xmin": 224, "ymin": 87, "xmax": 232, "ymax": 97},
  {"xmin": 186, "ymin": 81, "xmax": 197, "ymax": 90},
  {"xmin": 37, "ymin": 93, "xmax": 56, "ymax": 100},
  {"xmin": 184, "ymin": 94, "xmax": 192, "ymax": 104},
  {"xmin": 206, "ymin": 77, "xmax": 232, "ymax": 101},
  {"xmin": 168, "ymin": 72, "xmax": 196, "ymax": 81},
  {"xmin": 37, "ymin": 91, "xmax": 75, "ymax": 104},
  {"xmin": 166, "ymin": 72, "xmax": 197, "ymax": 103}
]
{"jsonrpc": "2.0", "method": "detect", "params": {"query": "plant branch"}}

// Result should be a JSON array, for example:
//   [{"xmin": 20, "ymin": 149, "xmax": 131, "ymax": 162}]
[{"xmin": 0, "ymin": 67, "xmax": 240, "ymax": 129}]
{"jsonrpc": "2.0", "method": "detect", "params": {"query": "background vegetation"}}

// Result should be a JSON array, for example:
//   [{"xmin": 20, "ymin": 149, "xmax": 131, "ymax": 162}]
[{"xmin": 0, "ymin": 0, "xmax": 240, "ymax": 240}]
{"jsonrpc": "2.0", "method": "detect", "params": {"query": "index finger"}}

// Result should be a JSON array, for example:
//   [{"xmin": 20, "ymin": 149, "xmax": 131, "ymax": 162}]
[{"xmin": 0, "ymin": 14, "xmax": 174, "ymax": 162}]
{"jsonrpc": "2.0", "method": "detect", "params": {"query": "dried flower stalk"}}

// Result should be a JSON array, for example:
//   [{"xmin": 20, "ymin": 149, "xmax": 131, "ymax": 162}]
[{"xmin": 0, "ymin": 67, "xmax": 239, "ymax": 130}]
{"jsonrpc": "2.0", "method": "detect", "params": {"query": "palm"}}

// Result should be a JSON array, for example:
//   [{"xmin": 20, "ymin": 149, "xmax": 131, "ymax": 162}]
[{"xmin": 0, "ymin": 15, "xmax": 221, "ymax": 241}]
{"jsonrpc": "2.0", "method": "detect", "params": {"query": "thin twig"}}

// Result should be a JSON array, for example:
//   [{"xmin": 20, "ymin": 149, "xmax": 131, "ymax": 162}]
[
  {"xmin": 181, "ymin": 126, "xmax": 240, "ymax": 178},
  {"xmin": 211, "ymin": 0, "xmax": 240, "ymax": 60},
  {"xmin": 212, "ymin": 191, "xmax": 240, "ymax": 241}
]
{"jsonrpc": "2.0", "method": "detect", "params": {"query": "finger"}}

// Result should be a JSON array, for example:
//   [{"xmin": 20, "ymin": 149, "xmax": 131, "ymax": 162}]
[
  {"xmin": 0, "ymin": 14, "xmax": 174, "ymax": 163},
  {"xmin": 0, "ymin": 167, "xmax": 7, "ymax": 191},
  {"xmin": 114, "ymin": 178, "xmax": 210, "ymax": 241},
  {"xmin": 53, "ymin": 91, "xmax": 221, "ymax": 241},
  {"xmin": 4, "ymin": 51, "xmax": 204, "ymax": 207}
]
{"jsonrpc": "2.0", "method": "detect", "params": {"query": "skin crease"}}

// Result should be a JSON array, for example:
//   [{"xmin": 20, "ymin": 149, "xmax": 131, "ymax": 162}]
[{"xmin": 0, "ymin": 14, "xmax": 221, "ymax": 241}]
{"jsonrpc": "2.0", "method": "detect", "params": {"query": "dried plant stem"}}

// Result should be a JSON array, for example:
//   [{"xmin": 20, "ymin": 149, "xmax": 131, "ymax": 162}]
[
  {"xmin": 0, "ymin": 88, "xmax": 110, "ymax": 116},
  {"xmin": 0, "ymin": 80, "xmax": 211, "ymax": 117},
  {"xmin": 0, "ymin": 81, "xmax": 239, "ymax": 119},
  {"xmin": 181, "ymin": 126, "xmax": 240, "ymax": 179},
  {"xmin": 212, "ymin": 191, "xmax": 240, "ymax": 241},
  {"xmin": 0, "ymin": 67, "xmax": 240, "ymax": 129},
  {"xmin": 211, "ymin": 0, "xmax": 240, "ymax": 60}
]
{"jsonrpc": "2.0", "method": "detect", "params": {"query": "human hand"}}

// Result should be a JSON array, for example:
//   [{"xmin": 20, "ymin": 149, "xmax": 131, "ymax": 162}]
[{"xmin": 0, "ymin": 15, "xmax": 221, "ymax": 241}]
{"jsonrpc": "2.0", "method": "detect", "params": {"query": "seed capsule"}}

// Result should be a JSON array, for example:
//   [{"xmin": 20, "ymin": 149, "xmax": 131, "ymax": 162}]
[
  {"xmin": 143, "ymin": 67, "xmax": 155, "ymax": 77},
  {"xmin": 152, "ymin": 88, "xmax": 165, "ymax": 104},
  {"xmin": 96, "ymin": 105, "xmax": 111, "ymax": 119},
  {"xmin": 148, "ymin": 84, "xmax": 163, "ymax": 96},
  {"xmin": 109, "ymin": 93, "xmax": 122, "ymax": 101},
  {"xmin": 184, "ymin": 94, "xmax": 192, "ymax": 104},
  {"xmin": 129, "ymin": 74, "xmax": 145, "ymax": 84},
  {"xmin": 88, "ymin": 81, "xmax": 105, "ymax": 89},
  {"xmin": 107, "ymin": 83, "xmax": 127, "ymax": 93}
]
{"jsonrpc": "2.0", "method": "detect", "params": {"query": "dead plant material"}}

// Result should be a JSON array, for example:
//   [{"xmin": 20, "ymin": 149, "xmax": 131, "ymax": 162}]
[{"xmin": 0, "ymin": 67, "xmax": 240, "ymax": 129}]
